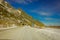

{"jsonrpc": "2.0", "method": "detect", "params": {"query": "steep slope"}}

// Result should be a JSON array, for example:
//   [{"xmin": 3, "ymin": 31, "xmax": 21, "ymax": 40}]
[{"xmin": 0, "ymin": 0, "xmax": 44, "ymax": 28}]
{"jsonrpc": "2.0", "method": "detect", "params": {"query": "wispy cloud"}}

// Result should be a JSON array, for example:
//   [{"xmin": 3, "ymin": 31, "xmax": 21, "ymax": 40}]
[
  {"xmin": 11, "ymin": 0, "xmax": 38, "ymax": 4},
  {"xmin": 43, "ymin": 17, "xmax": 60, "ymax": 26},
  {"xmin": 30, "ymin": 0, "xmax": 60, "ymax": 17},
  {"xmin": 31, "ymin": 10, "xmax": 53, "ymax": 16},
  {"xmin": 44, "ymin": 17, "xmax": 60, "ymax": 22},
  {"xmin": 44, "ymin": 16, "xmax": 59, "ymax": 19},
  {"xmin": 44, "ymin": 18, "xmax": 53, "ymax": 20},
  {"xmin": 38, "ymin": 12, "xmax": 52, "ymax": 16}
]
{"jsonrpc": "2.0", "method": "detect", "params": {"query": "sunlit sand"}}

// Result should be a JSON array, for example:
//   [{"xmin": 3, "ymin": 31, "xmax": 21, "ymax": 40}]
[{"xmin": 0, "ymin": 26, "xmax": 60, "ymax": 40}]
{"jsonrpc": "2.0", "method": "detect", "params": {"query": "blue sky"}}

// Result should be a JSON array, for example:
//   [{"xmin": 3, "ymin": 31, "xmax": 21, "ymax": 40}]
[{"xmin": 5, "ymin": 0, "xmax": 60, "ymax": 26}]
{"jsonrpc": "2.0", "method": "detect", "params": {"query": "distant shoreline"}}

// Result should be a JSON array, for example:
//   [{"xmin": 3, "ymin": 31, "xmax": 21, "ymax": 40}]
[{"xmin": 45, "ymin": 26, "xmax": 60, "ymax": 29}]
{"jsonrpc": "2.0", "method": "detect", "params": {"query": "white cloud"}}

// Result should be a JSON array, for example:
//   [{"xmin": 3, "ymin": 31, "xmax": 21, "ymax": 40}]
[
  {"xmin": 12, "ymin": 0, "xmax": 38, "ymax": 4},
  {"xmin": 44, "ymin": 17, "xmax": 60, "ymax": 21},
  {"xmin": 31, "ymin": 10, "xmax": 52, "ymax": 16},
  {"xmin": 43, "ymin": 17, "xmax": 60, "ymax": 26},
  {"xmin": 12, "ymin": 0, "xmax": 27, "ymax": 4},
  {"xmin": 39, "ymin": 12, "xmax": 51, "ymax": 16},
  {"xmin": 44, "ymin": 18, "xmax": 53, "ymax": 20}
]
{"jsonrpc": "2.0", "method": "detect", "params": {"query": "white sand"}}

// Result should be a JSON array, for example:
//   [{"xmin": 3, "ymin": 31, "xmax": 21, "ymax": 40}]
[{"xmin": 0, "ymin": 26, "xmax": 60, "ymax": 40}]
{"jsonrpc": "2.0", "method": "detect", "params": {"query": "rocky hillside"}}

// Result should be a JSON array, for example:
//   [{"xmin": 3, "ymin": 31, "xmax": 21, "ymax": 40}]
[{"xmin": 0, "ymin": 0, "xmax": 44, "ymax": 28}]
